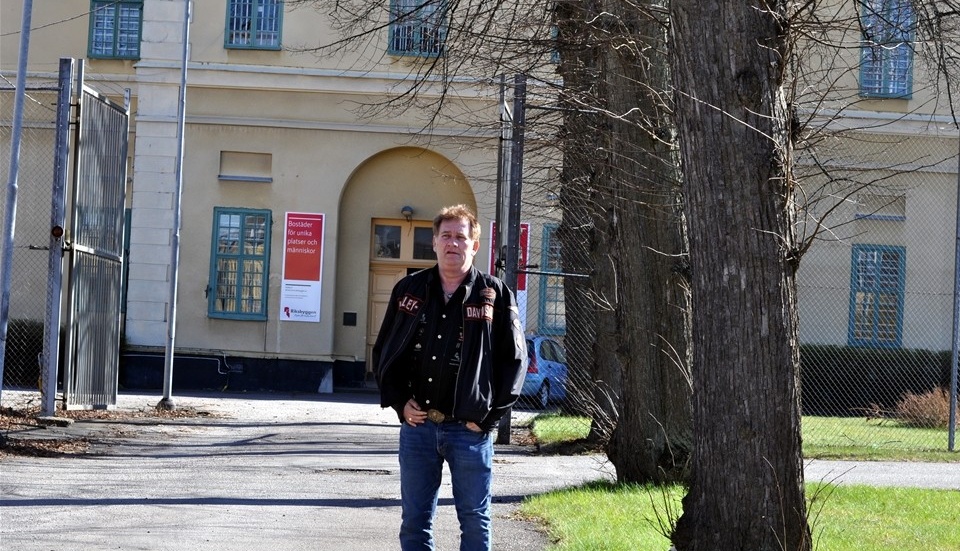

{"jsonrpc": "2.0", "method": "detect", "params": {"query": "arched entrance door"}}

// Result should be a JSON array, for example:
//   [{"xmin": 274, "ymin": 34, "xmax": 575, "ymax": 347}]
[
  {"xmin": 366, "ymin": 218, "xmax": 436, "ymax": 371},
  {"xmin": 334, "ymin": 147, "xmax": 479, "ymax": 385}
]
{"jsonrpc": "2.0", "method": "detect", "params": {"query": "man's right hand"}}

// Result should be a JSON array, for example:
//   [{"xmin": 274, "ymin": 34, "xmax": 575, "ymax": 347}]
[{"xmin": 403, "ymin": 398, "xmax": 426, "ymax": 426}]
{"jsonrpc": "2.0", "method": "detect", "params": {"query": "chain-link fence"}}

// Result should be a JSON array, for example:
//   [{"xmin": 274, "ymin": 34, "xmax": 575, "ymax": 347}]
[
  {"xmin": 510, "ymin": 182, "xmax": 596, "ymax": 441},
  {"xmin": 1, "ymin": 85, "xmax": 60, "ymax": 408},
  {"xmin": 795, "ymin": 129, "xmax": 959, "ymax": 452},
  {"xmin": 511, "ymin": 111, "xmax": 959, "ymax": 453}
]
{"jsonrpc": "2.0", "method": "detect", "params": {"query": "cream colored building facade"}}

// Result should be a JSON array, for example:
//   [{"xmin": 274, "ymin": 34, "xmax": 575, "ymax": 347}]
[
  {"xmin": 792, "ymin": 0, "xmax": 959, "ymax": 354},
  {"xmin": 2, "ymin": 0, "xmax": 506, "ymax": 390},
  {"xmin": 3, "ymin": 0, "xmax": 957, "ymax": 393}
]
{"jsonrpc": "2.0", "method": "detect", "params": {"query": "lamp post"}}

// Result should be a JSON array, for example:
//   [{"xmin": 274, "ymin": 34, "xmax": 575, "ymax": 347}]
[{"xmin": 158, "ymin": 0, "xmax": 192, "ymax": 410}]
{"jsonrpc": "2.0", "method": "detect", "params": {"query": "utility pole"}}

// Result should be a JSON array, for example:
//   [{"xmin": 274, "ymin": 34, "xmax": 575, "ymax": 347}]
[{"xmin": 496, "ymin": 74, "xmax": 526, "ymax": 445}]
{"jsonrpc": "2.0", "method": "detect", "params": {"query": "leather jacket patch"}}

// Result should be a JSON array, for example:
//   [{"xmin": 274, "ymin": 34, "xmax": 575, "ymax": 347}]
[
  {"xmin": 398, "ymin": 294, "xmax": 422, "ymax": 315},
  {"xmin": 465, "ymin": 304, "xmax": 494, "ymax": 321}
]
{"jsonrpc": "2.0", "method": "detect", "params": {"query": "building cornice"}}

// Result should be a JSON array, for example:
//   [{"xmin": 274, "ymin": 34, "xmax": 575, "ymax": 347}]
[
  {"xmin": 134, "ymin": 112, "xmax": 499, "ymax": 139},
  {"xmin": 133, "ymin": 59, "xmax": 499, "ymax": 100},
  {"xmin": 807, "ymin": 108, "xmax": 960, "ymax": 137}
]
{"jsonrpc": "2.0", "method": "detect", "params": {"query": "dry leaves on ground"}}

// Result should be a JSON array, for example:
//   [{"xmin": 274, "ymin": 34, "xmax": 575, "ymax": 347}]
[{"xmin": 0, "ymin": 403, "xmax": 212, "ymax": 458}]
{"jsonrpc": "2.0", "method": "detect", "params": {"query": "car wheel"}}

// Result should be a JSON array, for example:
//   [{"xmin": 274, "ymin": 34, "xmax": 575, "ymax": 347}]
[{"xmin": 536, "ymin": 381, "xmax": 550, "ymax": 409}]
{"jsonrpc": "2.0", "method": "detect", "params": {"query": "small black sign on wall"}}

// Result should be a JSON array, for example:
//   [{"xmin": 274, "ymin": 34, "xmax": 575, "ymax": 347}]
[{"xmin": 343, "ymin": 312, "xmax": 357, "ymax": 326}]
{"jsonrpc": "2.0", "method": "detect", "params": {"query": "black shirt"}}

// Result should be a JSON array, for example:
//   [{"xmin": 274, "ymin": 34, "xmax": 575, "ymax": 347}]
[{"xmin": 408, "ymin": 281, "xmax": 465, "ymax": 417}]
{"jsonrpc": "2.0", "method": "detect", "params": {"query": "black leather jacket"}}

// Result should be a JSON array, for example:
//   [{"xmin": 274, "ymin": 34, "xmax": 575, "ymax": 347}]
[{"xmin": 373, "ymin": 265, "xmax": 527, "ymax": 432}]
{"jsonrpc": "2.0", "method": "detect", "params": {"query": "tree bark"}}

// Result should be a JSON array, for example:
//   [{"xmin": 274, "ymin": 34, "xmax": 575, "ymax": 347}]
[
  {"xmin": 669, "ymin": 1, "xmax": 811, "ymax": 550},
  {"xmin": 600, "ymin": 0, "xmax": 692, "ymax": 484},
  {"xmin": 556, "ymin": 0, "xmax": 692, "ymax": 480},
  {"xmin": 556, "ymin": 0, "xmax": 621, "ymax": 442}
]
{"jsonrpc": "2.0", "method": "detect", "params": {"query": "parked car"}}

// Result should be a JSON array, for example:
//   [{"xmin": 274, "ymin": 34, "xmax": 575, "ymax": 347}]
[{"xmin": 520, "ymin": 335, "xmax": 568, "ymax": 409}]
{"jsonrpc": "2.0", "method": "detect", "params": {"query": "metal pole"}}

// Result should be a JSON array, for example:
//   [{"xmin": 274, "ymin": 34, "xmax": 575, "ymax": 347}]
[
  {"xmin": 0, "ymin": 0, "xmax": 34, "ymax": 402},
  {"xmin": 497, "ymin": 74, "xmax": 526, "ymax": 445},
  {"xmin": 493, "ymin": 75, "xmax": 508, "ymax": 280},
  {"xmin": 40, "ymin": 59, "xmax": 75, "ymax": 417},
  {"xmin": 504, "ymin": 74, "xmax": 526, "ymax": 305},
  {"xmin": 159, "ymin": 0, "xmax": 192, "ymax": 410},
  {"xmin": 949, "ymin": 132, "xmax": 959, "ymax": 452}
]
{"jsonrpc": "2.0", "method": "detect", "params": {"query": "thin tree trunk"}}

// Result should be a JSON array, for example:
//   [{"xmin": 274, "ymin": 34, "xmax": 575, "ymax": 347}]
[{"xmin": 669, "ymin": 0, "xmax": 811, "ymax": 549}]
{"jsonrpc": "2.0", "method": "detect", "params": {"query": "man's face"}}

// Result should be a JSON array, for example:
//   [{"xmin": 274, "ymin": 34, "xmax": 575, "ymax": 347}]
[{"xmin": 434, "ymin": 217, "xmax": 480, "ymax": 273}]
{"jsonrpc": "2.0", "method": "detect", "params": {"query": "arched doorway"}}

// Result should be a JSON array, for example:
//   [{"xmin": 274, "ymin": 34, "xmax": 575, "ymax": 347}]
[{"xmin": 334, "ymin": 147, "xmax": 477, "ymax": 384}]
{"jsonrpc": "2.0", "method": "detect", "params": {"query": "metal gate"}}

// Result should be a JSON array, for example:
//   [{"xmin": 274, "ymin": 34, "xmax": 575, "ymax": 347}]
[{"xmin": 61, "ymin": 61, "xmax": 130, "ymax": 409}]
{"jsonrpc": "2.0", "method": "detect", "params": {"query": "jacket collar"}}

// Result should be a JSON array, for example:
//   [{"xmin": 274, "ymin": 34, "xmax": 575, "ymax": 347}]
[{"xmin": 427, "ymin": 264, "xmax": 481, "ymax": 301}]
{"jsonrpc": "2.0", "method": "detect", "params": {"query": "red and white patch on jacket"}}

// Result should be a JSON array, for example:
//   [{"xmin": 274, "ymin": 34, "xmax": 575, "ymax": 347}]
[
  {"xmin": 465, "ymin": 303, "xmax": 494, "ymax": 321},
  {"xmin": 398, "ymin": 294, "xmax": 422, "ymax": 315}
]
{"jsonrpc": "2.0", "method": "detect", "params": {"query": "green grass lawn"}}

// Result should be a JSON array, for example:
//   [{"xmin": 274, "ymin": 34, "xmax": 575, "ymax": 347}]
[
  {"xmin": 520, "ymin": 482, "xmax": 960, "ymax": 551},
  {"xmin": 802, "ymin": 416, "xmax": 959, "ymax": 461},
  {"xmin": 530, "ymin": 413, "xmax": 960, "ymax": 462},
  {"xmin": 522, "ymin": 414, "xmax": 960, "ymax": 550}
]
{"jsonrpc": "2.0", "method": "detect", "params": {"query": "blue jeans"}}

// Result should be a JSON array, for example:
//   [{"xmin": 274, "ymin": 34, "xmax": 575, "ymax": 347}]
[{"xmin": 398, "ymin": 421, "xmax": 494, "ymax": 551}]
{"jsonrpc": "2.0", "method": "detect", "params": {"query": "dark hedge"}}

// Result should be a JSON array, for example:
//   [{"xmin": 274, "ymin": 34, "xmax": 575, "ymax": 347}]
[{"xmin": 799, "ymin": 344, "xmax": 952, "ymax": 417}]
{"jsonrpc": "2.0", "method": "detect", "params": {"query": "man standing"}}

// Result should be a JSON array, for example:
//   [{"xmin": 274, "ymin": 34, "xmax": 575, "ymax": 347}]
[{"xmin": 373, "ymin": 204, "xmax": 527, "ymax": 551}]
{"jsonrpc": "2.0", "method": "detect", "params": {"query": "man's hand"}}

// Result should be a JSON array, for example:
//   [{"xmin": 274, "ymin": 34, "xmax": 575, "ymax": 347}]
[{"xmin": 403, "ymin": 399, "xmax": 426, "ymax": 426}]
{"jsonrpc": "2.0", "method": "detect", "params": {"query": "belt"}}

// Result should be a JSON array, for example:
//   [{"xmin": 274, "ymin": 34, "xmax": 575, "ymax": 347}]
[{"xmin": 426, "ymin": 409, "xmax": 455, "ymax": 423}]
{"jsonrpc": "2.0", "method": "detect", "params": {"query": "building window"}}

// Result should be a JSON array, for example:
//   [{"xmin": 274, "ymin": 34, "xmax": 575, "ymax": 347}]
[
  {"xmin": 370, "ymin": 220, "xmax": 435, "ymax": 262},
  {"xmin": 88, "ymin": 1, "xmax": 142, "ymax": 59},
  {"xmin": 859, "ymin": 0, "xmax": 914, "ymax": 98},
  {"xmin": 226, "ymin": 0, "xmax": 282, "ymax": 50},
  {"xmin": 209, "ymin": 208, "xmax": 271, "ymax": 320},
  {"xmin": 538, "ymin": 224, "xmax": 565, "ymax": 335},
  {"xmin": 388, "ymin": 0, "xmax": 447, "ymax": 57},
  {"xmin": 855, "ymin": 193, "xmax": 906, "ymax": 221},
  {"xmin": 848, "ymin": 245, "xmax": 905, "ymax": 347}
]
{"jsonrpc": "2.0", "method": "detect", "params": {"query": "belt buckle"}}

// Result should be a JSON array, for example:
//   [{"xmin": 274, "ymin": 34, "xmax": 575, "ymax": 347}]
[{"xmin": 426, "ymin": 409, "xmax": 446, "ymax": 423}]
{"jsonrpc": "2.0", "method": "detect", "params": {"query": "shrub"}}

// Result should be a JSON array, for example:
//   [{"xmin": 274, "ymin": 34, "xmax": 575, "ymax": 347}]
[{"xmin": 895, "ymin": 388, "xmax": 958, "ymax": 429}]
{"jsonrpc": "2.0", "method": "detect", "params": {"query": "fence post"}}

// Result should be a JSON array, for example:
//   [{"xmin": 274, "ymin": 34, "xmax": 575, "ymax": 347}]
[
  {"xmin": 0, "ymin": 0, "xmax": 34, "ymax": 400},
  {"xmin": 39, "ymin": 58, "xmax": 75, "ymax": 417},
  {"xmin": 949, "ymin": 135, "xmax": 959, "ymax": 452}
]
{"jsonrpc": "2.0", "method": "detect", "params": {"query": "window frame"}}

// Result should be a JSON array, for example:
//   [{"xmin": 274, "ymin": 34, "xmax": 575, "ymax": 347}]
[
  {"xmin": 208, "ymin": 207, "xmax": 272, "ymax": 321},
  {"xmin": 847, "ymin": 244, "xmax": 906, "ymax": 348},
  {"xmin": 370, "ymin": 219, "xmax": 435, "ymax": 263},
  {"xmin": 224, "ymin": 0, "xmax": 283, "ymax": 51},
  {"xmin": 388, "ymin": 0, "xmax": 448, "ymax": 58},
  {"xmin": 537, "ymin": 223, "xmax": 565, "ymax": 336},
  {"xmin": 858, "ymin": 0, "xmax": 914, "ymax": 99},
  {"xmin": 88, "ymin": 0, "xmax": 143, "ymax": 60}
]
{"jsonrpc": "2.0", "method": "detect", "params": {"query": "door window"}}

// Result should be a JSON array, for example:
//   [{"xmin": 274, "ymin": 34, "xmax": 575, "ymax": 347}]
[{"xmin": 371, "ymin": 219, "xmax": 435, "ymax": 262}]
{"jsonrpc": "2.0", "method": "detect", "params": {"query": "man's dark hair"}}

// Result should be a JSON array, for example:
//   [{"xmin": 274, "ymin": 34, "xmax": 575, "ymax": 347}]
[{"xmin": 433, "ymin": 204, "xmax": 481, "ymax": 240}]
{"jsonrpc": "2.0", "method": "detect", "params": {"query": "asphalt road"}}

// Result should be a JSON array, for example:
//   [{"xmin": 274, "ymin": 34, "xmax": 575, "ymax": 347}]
[
  {"xmin": 2, "ymin": 391, "xmax": 957, "ymax": 551},
  {"xmin": 1, "ymin": 391, "xmax": 613, "ymax": 551}
]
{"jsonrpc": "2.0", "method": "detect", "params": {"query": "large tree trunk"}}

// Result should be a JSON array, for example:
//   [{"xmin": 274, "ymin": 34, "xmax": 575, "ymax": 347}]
[
  {"xmin": 555, "ymin": 0, "xmax": 621, "ymax": 442},
  {"xmin": 557, "ymin": 1, "xmax": 692, "ymax": 475},
  {"xmin": 669, "ymin": 1, "xmax": 811, "ymax": 550},
  {"xmin": 601, "ymin": 0, "xmax": 692, "ymax": 484}
]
